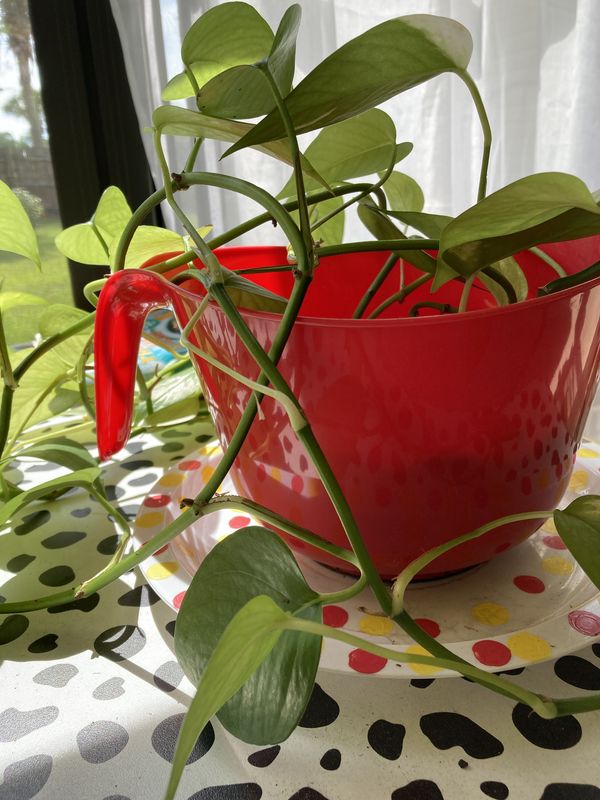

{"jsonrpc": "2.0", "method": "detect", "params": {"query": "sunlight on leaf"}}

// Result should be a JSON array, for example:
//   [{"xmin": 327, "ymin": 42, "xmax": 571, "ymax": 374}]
[
  {"xmin": 0, "ymin": 179, "xmax": 41, "ymax": 268},
  {"xmin": 92, "ymin": 187, "xmax": 132, "ymax": 239},
  {"xmin": 0, "ymin": 292, "xmax": 47, "ymax": 313},
  {"xmin": 381, "ymin": 171, "xmax": 425, "ymax": 214},
  {"xmin": 554, "ymin": 496, "xmax": 600, "ymax": 591},
  {"xmin": 55, "ymin": 222, "xmax": 112, "ymax": 266}
]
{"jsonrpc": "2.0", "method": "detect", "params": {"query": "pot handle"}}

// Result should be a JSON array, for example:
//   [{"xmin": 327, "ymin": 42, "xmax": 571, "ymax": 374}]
[{"xmin": 94, "ymin": 270, "xmax": 177, "ymax": 460}]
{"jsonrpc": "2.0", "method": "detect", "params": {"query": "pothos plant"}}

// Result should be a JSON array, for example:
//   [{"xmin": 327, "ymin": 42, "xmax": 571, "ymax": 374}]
[{"xmin": 2, "ymin": 4, "xmax": 600, "ymax": 799}]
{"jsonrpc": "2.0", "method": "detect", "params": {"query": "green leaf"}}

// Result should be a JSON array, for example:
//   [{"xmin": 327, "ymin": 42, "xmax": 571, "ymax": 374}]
[
  {"xmin": 166, "ymin": 595, "xmax": 287, "ymax": 800},
  {"xmin": 485, "ymin": 256, "xmax": 529, "ymax": 303},
  {"xmin": 109, "ymin": 226, "xmax": 185, "ymax": 270},
  {"xmin": 554, "ymin": 496, "xmax": 600, "ymax": 590},
  {"xmin": 381, "ymin": 171, "xmax": 425, "ymax": 214},
  {"xmin": 439, "ymin": 172, "xmax": 600, "ymax": 279},
  {"xmin": 357, "ymin": 202, "xmax": 436, "ymax": 275},
  {"xmin": 0, "ymin": 467, "xmax": 102, "ymax": 528},
  {"xmin": 0, "ymin": 292, "xmax": 47, "ymax": 313},
  {"xmin": 279, "ymin": 110, "xmax": 406, "ymax": 198},
  {"xmin": 16, "ymin": 436, "xmax": 98, "ymax": 472},
  {"xmin": 163, "ymin": 2, "xmax": 274, "ymax": 101},
  {"xmin": 0, "ymin": 179, "xmax": 41, "ymax": 267},
  {"xmin": 175, "ymin": 527, "xmax": 321, "ymax": 745},
  {"xmin": 222, "ymin": 271, "xmax": 288, "ymax": 314},
  {"xmin": 382, "ymin": 209, "xmax": 451, "ymax": 238},
  {"xmin": 226, "ymin": 14, "xmax": 472, "ymax": 154},
  {"xmin": 54, "ymin": 222, "xmax": 112, "ymax": 266},
  {"xmin": 195, "ymin": 5, "xmax": 301, "ymax": 119},
  {"xmin": 152, "ymin": 105, "xmax": 329, "ymax": 192},
  {"xmin": 92, "ymin": 187, "xmax": 132, "ymax": 239},
  {"xmin": 38, "ymin": 305, "xmax": 88, "ymax": 338},
  {"xmin": 309, "ymin": 195, "xmax": 345, "ymax": 247}
]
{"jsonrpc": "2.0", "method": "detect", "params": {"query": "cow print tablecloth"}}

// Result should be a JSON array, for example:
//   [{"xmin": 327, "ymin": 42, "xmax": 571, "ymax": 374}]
[{"xmin": 2, "ymin": 421, "xmax": 600, "ymax": 800}]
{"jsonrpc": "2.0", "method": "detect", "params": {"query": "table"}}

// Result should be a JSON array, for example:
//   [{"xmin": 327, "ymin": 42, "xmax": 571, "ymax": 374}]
[{"xmin": 2, "ymin": 420, "xmax": 600, "ymax": 800}]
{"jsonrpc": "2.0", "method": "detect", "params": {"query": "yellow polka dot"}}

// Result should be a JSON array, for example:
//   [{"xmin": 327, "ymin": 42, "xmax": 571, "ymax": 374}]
[
  {"xmin": 271, "ymin": 467, "xmax": 281, "ymax": 483},
  {"xmin": 201, "ymin": 466, "xmax": 215, "ymax": 483},
  {"xmin": 507, "ymin": 632, "xmax": 552, "ymax": 662},
  {"xmin": 359, "ymin": 614, "xmax": 394, "ymax": 636},
  {"xmin": 405, "ymin": 644, "xmax": 443, "ymax": 676},
  {"xmin": 146, "ymin": 561, "xmax": 179, "ymax": 580},
  {"xmin": 136, "ymin": 511, "xmax": 164, "ymax": 528},
  {"xmin": 577, "ymin": 447, "xmax": 599, "ymax": 459},
  {"xmin": 541, "ymin": 517, "xmax": 557, "ymax": 534},
  {"xmin": 202, "ymin": 442, "xmax": 220, "ymax": 456},
  {"xmin": 472, "ymin": 602, "xmax": 510, "ymax": 626},
  {"xmin": 569, "ymin": 469, "xmax": 589, "ymax": 493},
  {"xmin": 159, "ymin": 472, "xmax": 185, "ymax": 488},
  {"xmin": 542, "ymin": 556, "xmax": 574, "ymax": 575}
]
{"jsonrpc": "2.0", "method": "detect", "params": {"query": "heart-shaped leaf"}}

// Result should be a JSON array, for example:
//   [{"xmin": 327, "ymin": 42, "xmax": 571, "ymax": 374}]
[
  {"xmin": 92, "ymin": 186, "xmax": 132, "ymax": 239},
  {"xmin": 16, "ymin": 436, "xmax": 98, "ymax": 472},
  {"xmin": 38, "ymin": 305, "xmax": 88, "ymax": 338},
  {"xmin": 165, "ymin": 595, "xmax": 289, "ymax": 800},
  {"xmin": 309, "ymin": 195, "xmax": 345, "ymax": 247},
  {"xmin": 0, "ymin": 180, "xmax": 41, "ymax": 268},
  {"xmin": 196, "ymin": 5, "xmax": 301, "ymax": 119},
  {"xmin": 226, "ymin": 14, "xmax": 472, "ymax": 154},
  {"xmin": 554, "ymin": 496, "xmax": 600, "ymax": 591},
  {"xmin": 383, "ymin": 210, "xmax": 451, "ymax": 239},
  {"xmin": 175, "ymin": 526, "xmax": 321, "ymax": 745},
  {"xmin": 55, "ymin": 222, "xmax": 112, "ymax": 266},
  {"xmin": 381, "ymin": 171, "xmax": 425, "ymax": 214},
  {"xmin": 357, "ymin": 202, "xmax": 436, "ymax": 275},
  {"xmin": 0, "ymin": 292, "xmax": 47, "ymax": 313},
  {"xmin": 439, "ymin": 172, "xmax": 600, "ymax": 279},
  {"xmin": 108, "ymin": 225, "xmax": 209, "ymax": 270},
  {"xmin": 279, "ymin": 110, "xmax": 407, "ymax": 198},
  {"xmin": 162, "ymin": 2, "xmax": 274, "ymax": 101}
]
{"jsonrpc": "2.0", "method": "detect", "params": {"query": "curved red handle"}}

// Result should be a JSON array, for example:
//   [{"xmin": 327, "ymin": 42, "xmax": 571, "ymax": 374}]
[{"xmin": 94, "ymin": 270, "xmax": 177, "ymax": 460}]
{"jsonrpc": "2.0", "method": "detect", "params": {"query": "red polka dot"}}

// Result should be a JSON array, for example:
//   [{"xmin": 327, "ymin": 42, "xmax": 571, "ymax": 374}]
[
  {"xmin": 414, "ymin": 618, "xmax": 440, "ymax": 638},
  {"xmin": 229, "ymin": 515, "xmax": 251, "ymax": 529},
  {"xmin": 144, "ymin": 494, "xmax": 171, "ymax": 507},
  {"xmin": 348, "ymin": 649, "xmax": 387, "ymax": 674},
  {"xmin": 323, "ymin": 605, "xmax": 349, "ymax": 628},
  {"xmin": 513, "ymin": 575, "xmax": 545, "ymax": 594},
  {"xmin": 543, "ymin": 535, "xmax": 566, "ymax": 550},
  {"xmin": 153, "ymin": 545, "xmax": 169, "ymax": 556},
  {"xmin": 291, "ymin": 475, "xmax": 304, "ymax": 493},
  {"xmin": 257, "ymin": 463, "xmax": 267, "ymax": 481},
  {"xmin": 568, "ymin": 610, "xmax": 600, "ymax": 636},
  {"xmin": 179, "ymin": 459, "xmax": 202, "ymax": 471},
  {"xmin": 173, "ymin": 591, "xmax": 186, "ymax": 610},
  {"xmin": 472, "ymin": 639, "xmax": 512, "ymax": 667}
]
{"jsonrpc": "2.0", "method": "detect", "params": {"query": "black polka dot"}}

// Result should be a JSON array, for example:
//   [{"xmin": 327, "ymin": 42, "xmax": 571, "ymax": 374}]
[
  {"xmin": 188, "ymin": 784, "xmax": 262, "ymax": 800},
  {"xmin": 153, "ymin": 660, "xmax": 184, "ymax": 692},
  {"xmin": 15, "ymin": 510, "xmax": 50, "ymax": 535},
  {"xmin": 319, "ymin": 748, "xmax": 341, "ymax": 770},
  {"xmin": 512, "ymin": 704, "xmax": 581, "ymax": 750},
  {"xmin": 104, "ymin": 485, "xmax": 125, "ymax": 501},
  {"xmin": 592, "ymin": 643, "xmax": 600, "ymax": 659},
  {"xmin": 70, "ymin": 508, "xmax": 91, "ymax": 518},
  {"xmin": 0, "ymin": 706, "xmax": 59, "ymax": 741},
  {"xmin": 127, "ymin": 473, "xmax": 159, "ymax": 487},
  {"xmin": 539, "ymin": 786, "xmax": 600, "ymax": 800},
  {"xmin": 39, "ymin": 565, "xmax": 75, "ymax": 587},
  {"xmin": 162, "ymin": 429, "xmax": 189, "ymax": 439},
  {"xmin": 298, "ymin": 684, "xmax": 339, "ymax": 728},
  {"xmin": 420, "ymin": 712, "xmax": 503, "ymax": 758},
  {"xmin": 161, "ymin": 442, "xmax": 185, "ymax": 453},
  {"xmin": 6, "ymin": 553, "xmax": 35, "ymax": 572},
  {"xmin": 42, "ymin": 530, "xmax": 86, "ymax": 548},
  {"xmin": 76, "ymin": 721, "xmax": 129, "ymax": 763},
  {"xmin": 247, "ymin": 745, "xmax": 280, "ymax": 768},
  {"xmin": 103, "ymin": 796, "xmax": 131, "ymax": 800},
  {"xmin": 92, "ymin": 677, "xmax": 125, "ymax": 701},
  {"xmin": 287, "ymin": 790, "xmax": 330, "ymax": 800},
  {"xmin": 33, "ymin": 664, "xmax": 78, "ymax": 687},
  {"xmin": 367, "ymin": 719, "xmax": 405, "ymax": 760},
  {"xmin": 118, "ymin": 584, "xmax": 160, "ymax": 607},
  {"xmin": 48, "ymin": 593, "xmax": 99, "ymax": 614},
  {"xmin": 94, "ymin": 625, "xmax": 146, "ymax": 661},
  {"xmin": 411, "ymin": 678, "xmax": 435, "ymax": 688},
  {"xmin": 165, "ymin": 620, "xmax": 176, "ymax": 637},
  {"xmin": 0, "ymin": 614, "xmax": 29, "ymax": 645},
  {"xmin": 458, "ymin": 759, "xmax": 468, "ymax": 769},
  {"xmin": 195, "ymin": 434, "xmax": 214, "ymax": 443},
  {"xmin": 97, "ymin": 535, "xmax": 119, "ymax": 555},
  {"xmin": 392, "ymin": 780, "xmax": 444, "ymax": 800},
  {"xmin": 151, "ymin": 714, "xmax": 214, "ymax": 764},
  {"xmin": 120, "ymin": 459, "xmax": 154, "ymax": 471},
  {"xmin": 481, "ymin": 781, "xmax": 509, "ymax": 799},
  {"xmin": 28, "ymin": 633, "xmax": 58, "ymax": 653},
  {"xmin": 554, "ymin": 656, "xmax": 600, "ymax": 690},
  {"xmin": 125, "ymin": 441, "xmax": 145, "ymax": 454},
  {"xmin": 0, "ymin": 754, "xmax": 52, "ymax": 799}
]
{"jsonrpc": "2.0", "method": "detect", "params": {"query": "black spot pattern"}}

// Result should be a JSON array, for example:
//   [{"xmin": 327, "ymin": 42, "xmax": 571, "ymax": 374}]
[
  {"xmin": 6, "ymin": 553, "xmax": 35, "ymax": 572},
  {"xmin": 39, "ymin": 565, "xmax": 75, "ymax": 587},
  {"xmin": 391, "ymin": 780, "xmax": 444, "ymax": 800},
  {"xmin": 28, "ymin": 634, "xmax": 58, "ymax": 653},
  {"xmin": 153, "ymin": 660, "xmax": 184, "ymax": 692},
  {"xmin": 15, "ymin": 510, "xmax": 50, "ymax": 535},
  {"xmin": 118, "ymin": 584, "xmax": 160, "ymax": 607},
  {"xmin": 162, "ymin": 442, "xmax": 185, "ymax": 453},
  {"xmin": 165, "ymin": 620, "xmax": 176, "ymax": 637},
  {"xmin": 187, "ymin": 784, "xmax": 262, "ymax": 800},
  {"xmin": 458, "ymin": 759, "xmax": 468, "ymax": 769},
  {"xmin": 0, "ymin": 754, "xmax": 52, "ymax": 799},
  {"xmin": 128, "ymin": 473, "xmax": 159, "ymax": 487},
  {"xmin": 151, "ymin": 714, "xmax": 214, "ymax": 764},
  {"xmin": 92, "ymin": 677, "xmax": 125, "ymax": 701},
  {"xmin": 0, "ymin": 706, "xmax": 59, "ymax": 741},
  {"xmin": 298, "ymin": 684, "xmax": 339, "ymax": 728},
  {"xmin": 0, "ymin": 614, "xmax": 29, "ymax": 645},
  {"xmin": 195, "ymin": 434, "xmax": 214, "ymax": 443},
  {"xmin": 42, "ymin": 530, "xmax": 86, "ymax": 548},
  {"xmin": 104, "ymin": 484, "xmax": 126, "ymax": 501},
  {"xmin": 76, "ymin": 720, "xmax": 129, "ymax": 763},
  {"xmin": 481, "ymin": 781, "xmax": 509, "ymax": 799},
  {"xmin": 287, "ymin": 790, "xmax": 330, "ymax": 800},
  {"xmin": 70, "ymin": 507, "xmax": 91, "ymax": 518},
  {"xmin": 554, "ymin": 656, "xmax": 600, "ymax": 690},
  {"xmin": 512, "ymin": 704, "xmax": 581, "ymax": 749},
  {"xmin": 97, "ymin": 535, "xmax": 119, "ymax": 555},
  {"xmin": 33, "ymin": 664, "xmax": 78, "ymax": 687},
  {"xmin": 411, "ymin": 679, "xmax": 435, "ymax": 688},
  {"xmin": 48, "ymin": 593, "xmax": 99, "ymax": 614},
  {"xmin": 539, "ymin": 785, "xmax": 600, "ymax": 800},
  {"xmin": 247, "ymin": 745, "xmax": 280, "ymax": 768},
  {"xmin": 94, "ymin": 625, "xmax": 146, "ymax": 661},
  {"xmin": 592, "ymin": 643, "xmax": 600, "ymax": 659},
  {"xmin": 420, "ymin": 712, "xmax": 503, "ymax": 758},
  {"xmin": 367, "ymin": 719, "xmax": 405, "ymax": 760},
  {"xmin": 120, "ymin": 459, "xmax": 154, "ymax": 471},
  {"xmin": 319, "ymin": 749, "xmax": 341, "ymax": 770}
]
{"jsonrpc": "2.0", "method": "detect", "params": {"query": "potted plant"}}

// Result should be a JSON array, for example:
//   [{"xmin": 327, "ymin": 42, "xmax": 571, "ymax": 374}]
[{"xmin": 3, "ymin": 4, "xmax": 600, "ymax": 799}]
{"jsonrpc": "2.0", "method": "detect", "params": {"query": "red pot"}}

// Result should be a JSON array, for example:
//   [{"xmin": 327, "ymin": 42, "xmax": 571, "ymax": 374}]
[{"xmin": 94, "ymin": 238, "xmax": 600, "ymax": 579}]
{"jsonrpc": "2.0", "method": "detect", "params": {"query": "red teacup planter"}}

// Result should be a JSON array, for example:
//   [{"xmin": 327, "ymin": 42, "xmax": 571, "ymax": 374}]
[{"xmin": 94, "ymin": 237, "xmax": 600, "ymax": 579}]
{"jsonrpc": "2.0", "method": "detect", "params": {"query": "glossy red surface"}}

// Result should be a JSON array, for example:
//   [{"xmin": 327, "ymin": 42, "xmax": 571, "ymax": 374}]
[{"xmin": 94, "ymin": 238, "xmax": 600, "ymax": 578}]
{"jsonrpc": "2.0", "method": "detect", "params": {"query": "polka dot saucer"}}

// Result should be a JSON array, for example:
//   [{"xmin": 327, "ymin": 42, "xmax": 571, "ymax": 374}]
[{"xmin": 133, "ymin": 441, "xmax": 600, "ymax": 679}]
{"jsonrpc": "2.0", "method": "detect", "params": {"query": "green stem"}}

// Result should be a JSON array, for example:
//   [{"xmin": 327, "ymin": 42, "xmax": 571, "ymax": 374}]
[
  {"xmin": 183, "ymin": 137, "xmax": 203, "ymax": 173},
  {"xmin": 136, "ymin": 366, "xmax": 154, "ymax": 418},
  {"xmin": 0, "ymin": 306, "xmax": 17, "ymax": 390},
  {"xmin": 530, "ymin": 246, "xmax": 567, "ymax": 278},
  {"xmin": 459, "ymin": 70, "xmax": 492, "ymax": 202},
  {"xmin": 316, "ymin": 572, "xmax": 367, "ymax": 605},
  {"xmin": 318, "ymin": 239, "xmax": 439, "ymax": 257},
  {"xmin": 409, "ymin": 301, "xmax": 457, "ymax": 317},
  {"xmin": 353, "ymin": 253, "xmax": 399, "ymax": 318},
  {"xmin": 458, "ymin": 274, "xmax": 476, "ymax": 313},
  {"xmin": 83, "ymin": 279, "xmax": 106, "ymax": 308},
  {"xmin": 367, "ymin": 273, "xmax": 432, "ymax": 320}
]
